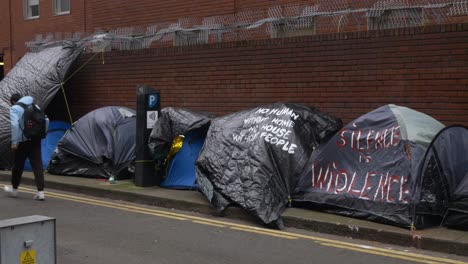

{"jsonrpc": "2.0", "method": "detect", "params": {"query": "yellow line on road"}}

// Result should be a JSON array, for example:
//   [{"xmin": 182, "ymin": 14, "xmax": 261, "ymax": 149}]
[
  {"xmin": 230, "ymin": 226, "xmax": 298, "ymax": 240},
  {"xmin": 18, "ymin": 187, "xmax": 188, "ymax": 221},
  {"xmin": 10, "ymin": 185, "xmax": 467, "ymax": 264},
  {"xmin": 192, "ymin": 220, "xmax": 226, "ymax": 228},
  {"xmin": 283, "ymin": 233, "xmax": 467, "ymax": 264},
  {"xmin": 319, "ymin": 242, "xmax": 444, "ymax": 264}
]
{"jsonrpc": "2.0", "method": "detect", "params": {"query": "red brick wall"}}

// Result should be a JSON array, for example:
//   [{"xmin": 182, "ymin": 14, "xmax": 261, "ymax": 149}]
[
  {"xmin": 0, "ymin": 0, "xmax": 11, "ymax": 49},
  {"xmin": 89, "ymin": 0, "xmax": 235, "ymax": 30},
  {"xmin": 1, "ymin": 0, "xmax": 467, "ymax": 72},
  {"xmin": 8, "ymin": 0, "xmax": 85, "ymax": 65},
  {"xmin": 0, "ymin": 0, "xmax": 12, "ymax": 72},
  {"xmin": 66, "ymin": 23, "xmax": 468, "ymax": 126}
]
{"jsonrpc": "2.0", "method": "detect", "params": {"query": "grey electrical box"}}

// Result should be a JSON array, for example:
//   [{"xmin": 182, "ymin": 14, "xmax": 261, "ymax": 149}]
[{"xmin": 0, "ymin": 215, "xmax": 56, "ymax": 264}]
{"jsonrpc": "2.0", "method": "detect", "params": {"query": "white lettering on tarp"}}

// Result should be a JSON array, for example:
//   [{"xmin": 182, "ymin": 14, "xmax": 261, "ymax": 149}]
[
  {"xmin": 230, "ymin": 107, "xmax": 300, "ymax": 154},
  {"xmin": 248, "ymin": 126, "xmax": 258, "ymax": 133},
  {"xmin": 260, "ymin": 132, "xmax": 297, "ymax": 154},
  {"xmin": 260, "ymin": 125, "xmax": 291, "ymax": 139},
  {"xmin": 311, "ymin": 161, "xmax": 410, "ymax": 204},
  {"xmin": 255, "ymin": 107, "xmax": 300, "ymax": 120},
  {"xmin": 271, "ymin": 118, "xmax": 295, "ymax": 127},
  {"xmin": 232, "ymin": 132, "xmax": 259, "ymax": 143},
  {"xmin": 244, "ymin": 116, "xmax": 269, "ymax": 126}
]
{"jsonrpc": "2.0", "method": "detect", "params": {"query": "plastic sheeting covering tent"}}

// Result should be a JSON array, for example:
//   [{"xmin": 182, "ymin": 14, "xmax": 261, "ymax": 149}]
[
  {"xmin": 0, "ymin": 42, "xmax": 82, "ymax": 169},
  {"xmin": 416, "ymin": 125, "xmax": 468, "ymax": 230},
  {"xmin": 196, "ymin": 103, "xmax": 342, "ymax": 227},
  {"xmin": 149, "ymin": 107, "xmax": 212, "ymax": 164},
  {"xmin": 24, "ymin": 121, "xmax": 71, "ymax": 171},
  {"xmin": 293, "ymin": 104, "xmax": 445, "ymax": 228},
  {"xmin": 47, "ymin": 106, "xmax": 136, "ymax": 179}
]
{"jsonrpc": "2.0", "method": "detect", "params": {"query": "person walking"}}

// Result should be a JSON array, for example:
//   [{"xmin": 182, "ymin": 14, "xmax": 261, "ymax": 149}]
[{"xmin": 4, "ymin": 93, "xmax": 48, "ymax": 200}]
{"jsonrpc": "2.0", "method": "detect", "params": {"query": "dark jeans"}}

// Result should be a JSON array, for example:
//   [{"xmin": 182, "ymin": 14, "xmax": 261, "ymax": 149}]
[{"xmin": 11, "ymin": 139, "xmax": 44, "ymax": 191}]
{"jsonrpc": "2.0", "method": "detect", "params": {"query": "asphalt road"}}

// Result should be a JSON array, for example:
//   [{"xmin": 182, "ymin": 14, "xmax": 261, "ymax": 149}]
[{"xmin": 0, "ymin": 183, "xmax": 467, "ymax": 264}]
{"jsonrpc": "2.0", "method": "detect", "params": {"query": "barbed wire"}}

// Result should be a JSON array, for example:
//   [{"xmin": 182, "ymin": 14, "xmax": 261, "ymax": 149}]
[{"xmin": 25, "ymin": 0, "xmax": 468, "ymax": 52}]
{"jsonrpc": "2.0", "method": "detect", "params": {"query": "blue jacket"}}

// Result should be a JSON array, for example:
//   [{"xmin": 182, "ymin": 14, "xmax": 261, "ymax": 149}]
[{"xmin": 10, "ymin": 96, "xmax": 49, "ymax": 145}]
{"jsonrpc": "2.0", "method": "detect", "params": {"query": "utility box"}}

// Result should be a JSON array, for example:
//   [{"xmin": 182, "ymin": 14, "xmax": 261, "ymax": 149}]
[
  {"xmin": 135, "ymin": 85, "xmax": 162, "ymax": 187},
  {"xmin": 0, "ymin": 215, "xmax": 56, "ymax": 264}
]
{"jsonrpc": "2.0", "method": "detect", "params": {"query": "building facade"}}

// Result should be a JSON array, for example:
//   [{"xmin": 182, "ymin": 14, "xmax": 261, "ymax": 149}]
[{"xmin": 1, "ymin": 0, "xmax": 467, "ymax": 125}]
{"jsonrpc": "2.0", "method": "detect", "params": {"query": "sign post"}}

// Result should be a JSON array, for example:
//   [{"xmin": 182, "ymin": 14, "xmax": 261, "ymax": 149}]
[{"xmin": 135, "ymin": 85, "xmax": 162, "ymax": 187}]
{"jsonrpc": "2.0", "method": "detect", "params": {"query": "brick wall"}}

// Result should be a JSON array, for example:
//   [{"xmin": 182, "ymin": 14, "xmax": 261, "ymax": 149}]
[
  {"xmin": 89, "ymin": 0, "xmax": 235, "ymax": 30},
  {"xmin": 0, "ymin": 0, "xmax": 11, "ymax": 49},
  {"xmin": 66, "ymin": 23, "xmax": 468, "ymax": 126},
  {"xmin": 8, "ymin": 0, "xmax": 85, "ymax": 64},
  {"xmin": 0, "ymin": 0, "xmax": 11, "ymax": 72},
  {"xmin": 2, "ymin": 0, "xmax": 467, "ymax": 71}
]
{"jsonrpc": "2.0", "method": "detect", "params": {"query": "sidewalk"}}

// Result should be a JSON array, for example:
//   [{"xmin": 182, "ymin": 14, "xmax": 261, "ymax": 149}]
[{"xmin": 1, "ymin": 170, "xmax": 467, "ymax": 257}]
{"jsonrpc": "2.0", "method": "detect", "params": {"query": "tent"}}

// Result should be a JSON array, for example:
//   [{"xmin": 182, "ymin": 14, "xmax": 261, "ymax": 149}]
[
  {"xmin": 293, "ymin": 104, "xmax": 445, "ymax": 228},
  {"xmin": 0, "ymin": 42, "xmax": 82, "ymax": 168},
  {"xmin": 24, "ymin": 121, "xmax": 71, "ymax": 171},
  {"xmin": 444, "ymin": 173, "xmax": 468, "ymax": 229},
  {"xmin": 196, "ymin": 103, "xmax": 342, "ymax": 227},
  {"xmin": 148, "ymin": 107, "xmax": 212, "ymax": 188},
  {"xmin": 48, "ymin": 106, "xmax": 136, "ymax": 179},
  {"xmin": 416, "ymin": 125, "xmax": 468, "ymax": 230},
  {"xmin": 161, "ymin": 129, "xmax": 207, "ymax": 189}
]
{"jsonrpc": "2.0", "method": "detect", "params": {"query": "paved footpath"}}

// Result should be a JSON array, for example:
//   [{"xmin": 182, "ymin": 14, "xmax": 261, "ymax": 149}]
[{"xmin": 1, "ymin": 171, "xmax": 467, "ymax": 257}]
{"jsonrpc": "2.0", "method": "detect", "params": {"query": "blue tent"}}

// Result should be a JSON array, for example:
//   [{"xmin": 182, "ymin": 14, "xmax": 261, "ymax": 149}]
[
  {"xmin": 161, "ymin": 130, "xmax": 206, "ymax": 189},
  {"xmin": 25, "ymin": 121, "xmax": 70, "ymax": 171}
]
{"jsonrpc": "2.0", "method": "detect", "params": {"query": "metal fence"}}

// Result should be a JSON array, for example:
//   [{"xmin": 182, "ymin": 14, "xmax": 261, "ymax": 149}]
[{"xmin": 25, "ymin": 0, "xmax": 468, "ymax": 52}]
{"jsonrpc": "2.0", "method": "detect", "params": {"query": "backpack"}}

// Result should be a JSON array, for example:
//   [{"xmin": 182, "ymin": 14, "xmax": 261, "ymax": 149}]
[{"xmin": 16, "ymin": 102, "xmax": 47, "ymax": 139}]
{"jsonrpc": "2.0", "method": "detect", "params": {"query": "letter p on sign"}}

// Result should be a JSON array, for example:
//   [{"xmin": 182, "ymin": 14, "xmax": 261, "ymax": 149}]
[{"xmin": 148, "ymin": 94, "xmax": 158, "ymax": 108}]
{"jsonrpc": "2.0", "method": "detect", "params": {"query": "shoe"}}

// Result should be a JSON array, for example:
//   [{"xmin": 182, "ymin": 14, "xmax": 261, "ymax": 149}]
[
  {"xmin": 4, "ymin": 186, "xmax": 18, "ymax": 197},
  {"xmin": 33, "ymin": 191, "xmax": 45, "ymax": 201}
]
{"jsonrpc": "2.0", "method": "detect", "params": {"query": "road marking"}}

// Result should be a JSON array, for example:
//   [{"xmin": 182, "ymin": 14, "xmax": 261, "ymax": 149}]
[
  {"xmin": 17, "ymin": 187, "xmax": 188, "ymax": 221},
  {"xmin": 10, "ymin": 185, "xmax": 467, "ymax": 264},
  {"xmin": 192, "ymin": 220, "xmax": 226, "ymax": 228},
  {"xmin": 319, "ymin": 242, "xmax": 444, "ymax": 264},
  {"xmin": 230, "ymin": 226, "xmax": 298, "ymax": 240}
]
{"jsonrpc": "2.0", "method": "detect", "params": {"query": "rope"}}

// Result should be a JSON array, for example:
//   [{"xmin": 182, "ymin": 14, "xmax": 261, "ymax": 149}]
[
  {"xmin": 60, "ymin": 82, "xmax": 73, "ymax": 124},
  {"xmin": 63, "ymin": 51, "xmax": 100, "ymax": 84},
  {"xmin": 58, "ymin": 51, "xmax": 103, "ymax": 124}
]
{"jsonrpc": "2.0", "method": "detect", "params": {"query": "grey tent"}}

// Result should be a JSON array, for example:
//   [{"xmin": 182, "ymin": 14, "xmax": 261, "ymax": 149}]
[
  {"xmin": 293, "ymin": 104, "xmax": 445, "ymax": 228},
  {"xmin": 0, "ymin": 42, "xmax": 82, "ymax": 168},
  {"xmin": 48, "ymin": 106, "xmax": 136, "ymax": 179},
  {"xmin": 416, "ymin": 125, "xmax": 468, "ymax": 230}
]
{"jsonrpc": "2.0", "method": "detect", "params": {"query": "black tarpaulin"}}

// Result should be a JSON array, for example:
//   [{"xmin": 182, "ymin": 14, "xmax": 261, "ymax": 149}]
[
  {"xmin": 47, "ymin": 106, "xmax": 136, "ymax": 179},
  {"xmin": 0, "ymin": 42, "xmax": 82, "ymax": 168},
  {"xmin": 148, "ymin": 107, "xmax": 212, "ymax": 164},
  {"xmin": 195, "ymin": 103, "xmax": 342, "ymax": 227}
]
